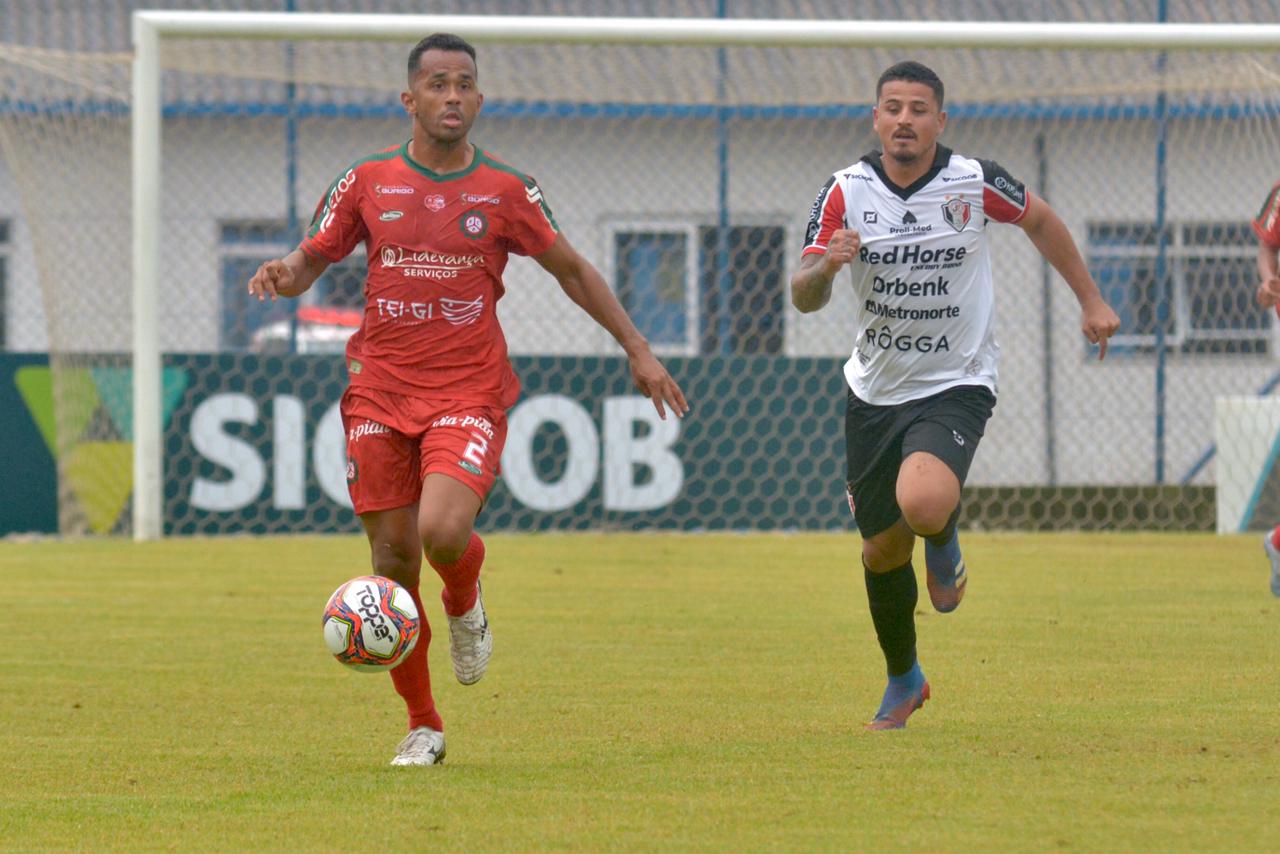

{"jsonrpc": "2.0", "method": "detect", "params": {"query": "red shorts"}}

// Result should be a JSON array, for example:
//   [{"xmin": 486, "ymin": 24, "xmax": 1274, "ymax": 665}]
[{"xmin": 340, "ymin": 385, "xmax": 508, "ymax": 515}]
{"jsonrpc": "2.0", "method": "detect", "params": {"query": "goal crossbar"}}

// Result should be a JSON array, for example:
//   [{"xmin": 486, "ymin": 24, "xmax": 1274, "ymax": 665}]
[{"xmin": 134, "ymin": 12, "xmax": 1280, "ymax": 50}]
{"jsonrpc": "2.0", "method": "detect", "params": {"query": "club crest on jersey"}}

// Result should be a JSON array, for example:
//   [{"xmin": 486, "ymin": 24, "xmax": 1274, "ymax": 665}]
[
  {"xmin": 863, "ymin": 211, "xmax": 878, "ymax": 224},
  {"xmin": 942, "ymin": 198, "xmax": 971, "ymax": 232},
  {"xmin": 424, "ymin": 194, "xmax": 447, "ymax": 212},
  {"xmin": 459, "ymin": 210, "xmax": 489, "ymax": 239}
]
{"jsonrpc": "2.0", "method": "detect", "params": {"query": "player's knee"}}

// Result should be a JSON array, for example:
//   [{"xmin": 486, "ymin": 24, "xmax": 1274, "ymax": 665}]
[
  {"xmin": 898, "ymin": 493, "xmax": 955, "ymax": 539},
  {"xmin": 862, "ymin": 536, "xmax": 912, "ymax": 573},
  {"xmin": 863, "ymin": 548, "xmax": 903, "ymax": 573},
  {"xmin": 420, "ymin": 518, "xmax": 472, "ymax": 565},
  {"xmin": 369, "ymin": 542, "xmax": 421, "ymax": 587}
]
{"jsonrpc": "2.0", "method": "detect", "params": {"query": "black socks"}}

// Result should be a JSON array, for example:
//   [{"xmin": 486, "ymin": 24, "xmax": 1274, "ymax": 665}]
[{"xmin": 864, "ymin": 561, "xmax": 918, "ymax": 677}]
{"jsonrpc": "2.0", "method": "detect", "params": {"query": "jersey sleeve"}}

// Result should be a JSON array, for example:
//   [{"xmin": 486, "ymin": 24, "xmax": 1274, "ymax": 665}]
[
  {"xmin": 299, "ymin": 164, "xmax": 368, "ymax": 262},
  {"xmin": 802, "ymin": 175, "xmax": 846, "ymax": 256},
  {"xmin": 977, "ymin": 159, "xmax": 1030, "ymax": 224},
  {"xmin": 1252, "ymin": 181, "xmax": 1280, "ymax": 249},
  {"xmin": 507, "ymin": 176, "xmax": 560, "ymax": 257}
]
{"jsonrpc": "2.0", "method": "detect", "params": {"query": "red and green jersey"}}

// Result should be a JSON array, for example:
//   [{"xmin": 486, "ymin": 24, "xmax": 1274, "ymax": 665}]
[
  {"xmin": 1253, "ymin": 180, "xmax": 1280, "ymax": 249},
  {"xmin": 300, "ymin": 141, "xmax": 560, "ymax": 409}
]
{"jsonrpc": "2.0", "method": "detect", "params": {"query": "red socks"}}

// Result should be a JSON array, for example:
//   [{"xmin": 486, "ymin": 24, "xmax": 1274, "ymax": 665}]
[
  {"xmin": 389, "ymin": 584, "xmax": 443, "ymax": 732},
  {"xmin": 387, "ymin": 535, "xmax": 486, "ymax": 732},
  {"xmin": 431, "ymin": 532, "xmax": 485, "ymax": 617}
]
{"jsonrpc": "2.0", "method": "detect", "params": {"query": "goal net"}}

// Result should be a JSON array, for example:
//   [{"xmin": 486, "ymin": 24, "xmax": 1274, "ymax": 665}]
[{"xmin": 3, "ymin": 7, "xmax": 1280, "ymax": 537}]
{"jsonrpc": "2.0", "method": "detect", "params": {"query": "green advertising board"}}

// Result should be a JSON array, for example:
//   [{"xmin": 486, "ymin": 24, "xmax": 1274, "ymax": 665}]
[
  {"xmin": 163, "ymin": 353, "xmax": 852, "ymax": 534},
  {"xmin": 2, "ymin": 354, "xmax": 853, "ymax": 535}
]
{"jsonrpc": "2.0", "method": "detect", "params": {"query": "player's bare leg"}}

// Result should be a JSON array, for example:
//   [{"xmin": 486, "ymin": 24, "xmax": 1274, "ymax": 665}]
[
  {"xmin": 898, "ymin": 452, "xmax": 967, "ymax": 613},
  {"xmin": 363, "ymin": 503, "xmax": 446, "ymax": 764},
  {"xmin": 862, "ymin": 518, "xmax": 930, "ymax": 730},
  {"xmin": 420, "ymin": 474, "xmax": 492, "ymax": 684}
]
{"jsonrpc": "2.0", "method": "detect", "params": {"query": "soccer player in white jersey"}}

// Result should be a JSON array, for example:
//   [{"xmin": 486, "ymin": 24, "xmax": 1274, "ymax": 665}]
[{"xmin": 791, "ymin": 61, "xmax": 1120, "ymax": 730}]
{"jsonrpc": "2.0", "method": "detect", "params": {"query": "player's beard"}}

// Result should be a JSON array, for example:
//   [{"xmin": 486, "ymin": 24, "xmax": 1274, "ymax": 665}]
[
  {"xmin": 887, "ymin": 146, "xmax": 920, "ymax": 166},
  {"xmin": 422, "ymin": 115, "xmax": 469, "ymax": 147}
]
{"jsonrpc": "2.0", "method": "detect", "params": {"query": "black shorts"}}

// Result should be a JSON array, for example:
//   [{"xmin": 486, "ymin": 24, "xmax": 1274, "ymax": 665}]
[{"xmin": 845, "ymin": 384, "xmax": 996, "ymax": 539}]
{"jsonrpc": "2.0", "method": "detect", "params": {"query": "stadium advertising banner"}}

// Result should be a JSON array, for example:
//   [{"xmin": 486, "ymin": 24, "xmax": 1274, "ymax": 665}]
[
  {"xmin": 1, "ymin": 354, "xmax": 851, "ymax": 535},
  {"xmin": 0, "ymin": 354, "xmax": 59, "ymax": 534}
]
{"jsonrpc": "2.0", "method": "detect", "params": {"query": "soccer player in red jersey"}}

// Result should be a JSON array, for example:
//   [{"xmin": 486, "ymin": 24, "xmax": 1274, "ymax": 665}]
[
  {"xmin": 248, "ymin": 33, "xmax": 688, "ymax": 766},
  {"xmin": 1250, "ymin": 180, "xmax": 1280, "ymax": 598}
]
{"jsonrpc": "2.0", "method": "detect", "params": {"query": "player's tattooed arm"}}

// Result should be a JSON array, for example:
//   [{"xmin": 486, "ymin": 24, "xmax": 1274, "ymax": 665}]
[
  {"xmin": 790, "ymin": 228, "xmax": 860, "ymax": 313},
  {"xmin": 247, "ymin": 249, "xmax": 330, "ymax": 301}
]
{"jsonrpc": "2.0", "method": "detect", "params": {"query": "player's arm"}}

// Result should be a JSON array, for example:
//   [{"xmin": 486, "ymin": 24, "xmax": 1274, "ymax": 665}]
[
  {"xmin": 790, "ymin": 229, "xmax": 860, "ymax": 313},
  {"xmin": 247, "ymin": 248, "xmax": 329, "ymax": 302},
  {"xmin": 534, "ymin": 233, "xmax": 689, "ymax": 419},
  {"xmin": 1017, "ymin": 194, "xmax": 1120, "ymax": 360},
  {"xmin": 1255, "ymin": 236, "xmax": 1280, "ymax": 309}
]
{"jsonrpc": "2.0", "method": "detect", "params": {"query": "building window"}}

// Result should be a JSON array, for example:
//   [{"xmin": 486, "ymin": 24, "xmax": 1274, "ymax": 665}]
[
  {"xmin": 1087, "ymin": 221, "xmax": 1264, "ymax": 355},
  {"xmin": 699, "ymin": 224, "xmax": 786, "ymax": 355},
  {"xmin": 219, "ymin": 221, "xmax": 365, "ymax": 353},
  {"xmin": 612, "ymin": 225, "xmax": 698, "ymax": 355},
  {"xmin": 608, "ymin": 220, "xmax": 786, "ymax": 356}
]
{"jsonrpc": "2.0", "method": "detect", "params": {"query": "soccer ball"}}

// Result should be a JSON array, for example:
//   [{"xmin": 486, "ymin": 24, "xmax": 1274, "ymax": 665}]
[{"xmin": 322, "ymin": 575, "xmax": 420, "ymax": 671}]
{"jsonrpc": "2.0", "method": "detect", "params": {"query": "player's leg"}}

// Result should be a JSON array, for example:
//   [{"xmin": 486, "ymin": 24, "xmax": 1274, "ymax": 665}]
[
  {"xmin": 418, "ymin": 473, "xmax": 492, "ymax": 685},
  {"xmin": 417, "ymin": 408, "xmax": 507, "ymax": 685},
  {"xmin": 343, "ymin": 387, "xmax": 444, "ymax": 765},
  {"xmin": 899, "ymin": 386, "xmax": 995, "ymax": 613},
  {"xmin": 419, "ymin": 473, "xmax": 485, "ymax": 610},
  {"xmin": 861, "ymin": 519, "xmax": 931, "ymax": 731},
  {"xmin": 846, "ymin": 390, "xmax": 929, "ymax": 730},
  {"xmin": 1264, "ymin": 524, "xmax": 1280, "ymax": 597},
  {"xmin": 897, "ymin": 450, "xmax": 966, "ymax": 613},
  {"xmin": 361, "ymin": 505, "xmax": 446, "ymax": 765}
]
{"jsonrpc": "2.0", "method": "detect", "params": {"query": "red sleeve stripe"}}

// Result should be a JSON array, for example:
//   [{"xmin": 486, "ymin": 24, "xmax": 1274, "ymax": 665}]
[
  {"xmin": 983, "ymin": 185, "xmax": 1028, "ymax": 224},
  {"xmin": 805, "ymin": 180, "xmax": 846, "ymax": 252}
]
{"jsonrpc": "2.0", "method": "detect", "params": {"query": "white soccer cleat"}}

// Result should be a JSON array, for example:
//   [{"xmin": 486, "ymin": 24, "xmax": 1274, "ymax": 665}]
[
  {"xmin": 447, "ymin": 582, "xmax": 492, "ymax": 685},
  {"xmin": 390, "ymin": 726, "xmax": 446, "ymax": 766}
]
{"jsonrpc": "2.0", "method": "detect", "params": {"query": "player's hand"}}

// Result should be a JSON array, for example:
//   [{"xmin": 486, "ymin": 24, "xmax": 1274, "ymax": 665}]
[
  {"xmin": 1081, "ymin": 297, "xmax": 1121, "ymax": 361},
  {"xmin": 248, "ymin": 258, "xmax": 294, "ymax": 302},
  {"xmin": 627, "ymin": 346, "xmax": 689, "ymax": 420},
  {"xmin": 1256, "ymin": 276, "xmax": 1280, "ymax": 309},
  {"xmin": 821, "ymin": 228, "xmax": 861, "ymax": 275}
]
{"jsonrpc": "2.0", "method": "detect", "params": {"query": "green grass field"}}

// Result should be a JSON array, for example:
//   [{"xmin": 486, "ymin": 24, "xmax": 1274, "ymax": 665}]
[{"xmin": 3, "ymin": 532, "xmax": 1278, "ymax": 850}]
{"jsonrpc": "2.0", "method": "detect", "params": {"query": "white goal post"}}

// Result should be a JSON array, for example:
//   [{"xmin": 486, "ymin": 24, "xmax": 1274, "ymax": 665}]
[{"xmin": 126, "ymin": 11, "xmax": 1280, "ymax": 540}]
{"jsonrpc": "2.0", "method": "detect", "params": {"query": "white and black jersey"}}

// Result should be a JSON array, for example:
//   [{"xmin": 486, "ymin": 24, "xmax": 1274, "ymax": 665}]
[{"xmin": 803, "ymin": 145, "xmax": 1029, "ymax": 406}]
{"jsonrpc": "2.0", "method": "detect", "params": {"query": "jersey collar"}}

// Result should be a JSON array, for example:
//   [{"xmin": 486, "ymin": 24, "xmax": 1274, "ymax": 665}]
[
  {"xmin": 399, "ymin": 140, "xmax": 485, "ymax": 182},
  {"xmin": 861, "ymin": 144, "xmax": 953, "ymax": 201}
]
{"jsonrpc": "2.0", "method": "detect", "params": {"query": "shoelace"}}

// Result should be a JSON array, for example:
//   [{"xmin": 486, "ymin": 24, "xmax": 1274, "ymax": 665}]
[
  {"xmin": 397, "ymin": 729, "xmax": 442, "ymax": 759},
  {"xmin": 453, "ymin": 600, "xmax": 487, "ymax": 635}
]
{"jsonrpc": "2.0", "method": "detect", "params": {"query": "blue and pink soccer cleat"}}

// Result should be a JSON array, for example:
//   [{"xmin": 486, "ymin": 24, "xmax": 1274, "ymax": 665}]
[
  {"xmin": 924, "ymin": 533, "xmax": 967, "ymax": 613},
  {"xmin": 864, "ymin": 662, "xmax": 930, "ymax": 731}
]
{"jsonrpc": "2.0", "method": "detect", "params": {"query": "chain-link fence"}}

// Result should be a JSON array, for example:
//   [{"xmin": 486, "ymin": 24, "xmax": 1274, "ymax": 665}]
[{"xmin": 3, "ymin": 1, "xmax": 1280, "ymax": 534}]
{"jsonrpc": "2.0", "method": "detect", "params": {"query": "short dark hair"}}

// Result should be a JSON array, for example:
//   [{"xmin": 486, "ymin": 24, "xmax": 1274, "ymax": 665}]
[
  {"xmin": 876, "ymin": 61, "xmax": 944, "ymax": 108},
  {"xmin": 407, "ymin": 33, "xmax": 477, "ymax": 82}
]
